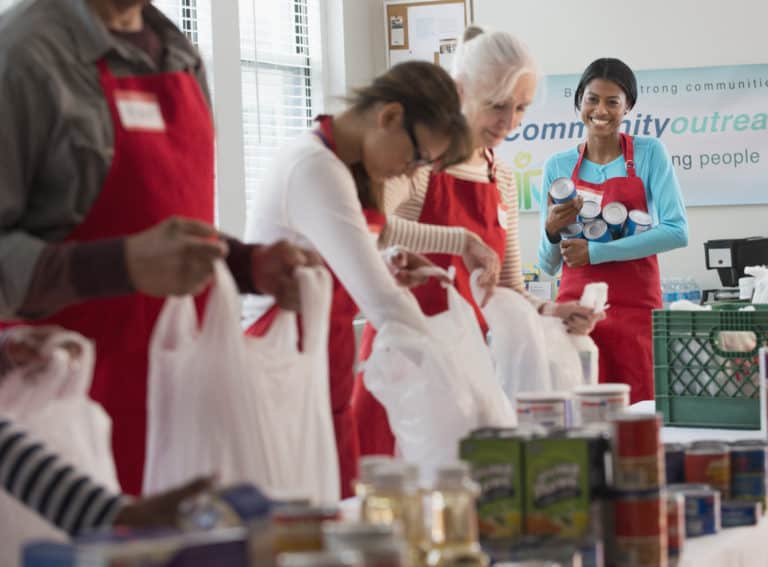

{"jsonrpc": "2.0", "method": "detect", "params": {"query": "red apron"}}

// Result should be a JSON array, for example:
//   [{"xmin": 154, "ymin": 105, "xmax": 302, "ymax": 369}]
[
  {"xmin": 352, "ymin": 154, "xmax": 507, "ymax": 456},
  {"xmin": 0, "ymin": 61, "xmax": 215, "ymax": 495},
  {"xmin": 245, "ymin": 116, "xmax": 382, "ymax": 499},
  {"xmin": 557, "ymin": 134, "xmax": 661, "ymax": 403}
]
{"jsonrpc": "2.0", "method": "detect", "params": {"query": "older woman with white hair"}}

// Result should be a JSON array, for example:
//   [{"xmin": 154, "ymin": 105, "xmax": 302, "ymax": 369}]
[{"xmin": 352, "ymin": 26, "xmax": 604, "ymax": 456}]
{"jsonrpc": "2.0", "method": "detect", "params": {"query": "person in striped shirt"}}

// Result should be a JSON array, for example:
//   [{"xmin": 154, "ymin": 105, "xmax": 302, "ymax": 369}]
[
  {"xmin": 352, "ymin": 26, "xmax": 605, "ymax": 456},
  {"xmin": 0, "ymin": 329, "xmax": 211, "ymax": 537}
]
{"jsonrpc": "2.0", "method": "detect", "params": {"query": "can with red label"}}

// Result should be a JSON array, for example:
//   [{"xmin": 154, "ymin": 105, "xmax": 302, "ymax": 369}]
[
  {"xmin": 665, "ymin": 491, "xmax": 685, "ymax": 565},
  {"xmin": 614, "ymin": 490, "xmax": 668, "ymax": 567},
  {"xmin": 613, "ymin": 412, "xmax": 664, "ymax": 491},
  {"xmin": 685, "ymin": 442, "xmax": 731, "ymax": 499}
]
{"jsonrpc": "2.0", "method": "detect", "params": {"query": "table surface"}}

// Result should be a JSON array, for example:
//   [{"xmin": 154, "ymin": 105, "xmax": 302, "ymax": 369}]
[{"xmin": 679, "ymin": 516, "xmax": 768, "ymax": 567}]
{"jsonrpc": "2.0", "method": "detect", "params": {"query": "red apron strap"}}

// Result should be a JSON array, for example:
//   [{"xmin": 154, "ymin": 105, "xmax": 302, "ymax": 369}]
[
  {"xmin": 314, "ymin": 114, "xmax": 337, "ymax": 153},
  {"xmin": 571, "ymin": 142, "xmax": 589, "ymax": 181},
  {"xmin": 484, "ymin": 147, "xmax": 496, "ymax": 182},
  {"xmin": 620, "ymin": 133, "xmax": 637, "ymax": 177}
]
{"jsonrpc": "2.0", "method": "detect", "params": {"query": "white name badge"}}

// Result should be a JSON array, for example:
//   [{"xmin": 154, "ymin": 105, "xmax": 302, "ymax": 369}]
[
  {"xmin": 497, "ymin": 204, "xmax": 508, "ymax": 230},
  {"xmin": 115, "ymin": 90, "xmax": 166, "ymax": 132}
]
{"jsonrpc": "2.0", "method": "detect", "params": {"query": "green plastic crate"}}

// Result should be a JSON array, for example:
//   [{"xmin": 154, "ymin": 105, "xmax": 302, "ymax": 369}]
[{"xmin": 654, "ymin": 304, "xmax": 768, "ymax": 429}]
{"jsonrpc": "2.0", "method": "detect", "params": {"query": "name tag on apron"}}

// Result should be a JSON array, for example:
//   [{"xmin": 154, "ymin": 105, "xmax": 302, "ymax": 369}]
[
  {"xmin": 497, "ymin": 204, "xmax": 508, "ymax": 230},
  {"xmin": 115, "ymin": 90, "xmax": 166, "ymax": 132}
]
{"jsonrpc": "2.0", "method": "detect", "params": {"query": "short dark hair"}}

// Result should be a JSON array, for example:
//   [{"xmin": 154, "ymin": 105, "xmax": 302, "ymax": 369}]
[{"xmin": 574, "ymin": 58, "xmax": 638, "ymax": 111}]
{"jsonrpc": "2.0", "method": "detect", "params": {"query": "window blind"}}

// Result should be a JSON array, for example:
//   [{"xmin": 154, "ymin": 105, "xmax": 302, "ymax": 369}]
[{"xmin": 239, "ymin": 0, "xmax": 324, "ymax": 214}]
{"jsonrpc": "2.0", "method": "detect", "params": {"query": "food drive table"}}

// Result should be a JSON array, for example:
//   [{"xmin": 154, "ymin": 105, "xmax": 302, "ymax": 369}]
[{"xmin": 631, "ymin": 400, "xmax": 768, "ymax": 567}]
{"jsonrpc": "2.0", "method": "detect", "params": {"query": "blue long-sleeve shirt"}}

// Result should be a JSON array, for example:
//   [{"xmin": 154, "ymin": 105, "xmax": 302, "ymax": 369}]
[{"xmin": 537, "ymin": 136, "xmax": 688, "ymax": 276}]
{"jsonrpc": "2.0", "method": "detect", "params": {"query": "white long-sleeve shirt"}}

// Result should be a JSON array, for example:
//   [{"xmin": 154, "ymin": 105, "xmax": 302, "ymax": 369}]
[{"xmin": 243, "ymin": 131, "xmax": 426, "ymax": 332}]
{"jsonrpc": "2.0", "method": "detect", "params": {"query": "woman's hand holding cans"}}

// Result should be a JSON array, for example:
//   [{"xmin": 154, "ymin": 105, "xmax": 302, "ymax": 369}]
[{"xmin": 545, "ymin": 194, "xmax": 584, "ymax": 240}]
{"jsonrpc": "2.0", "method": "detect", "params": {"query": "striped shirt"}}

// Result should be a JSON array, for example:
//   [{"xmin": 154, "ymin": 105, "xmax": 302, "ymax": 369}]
[
  {"xmin": 0, "ymin": 418, "xmax": 125, "ymax": 537},
  {"xmin": 380, "ymin": 158, "xmax": 547, "ymax": 309}
]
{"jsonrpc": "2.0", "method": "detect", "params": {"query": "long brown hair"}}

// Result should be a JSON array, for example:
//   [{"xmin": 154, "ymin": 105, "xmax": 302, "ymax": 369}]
[{"xmin": 349, "ymin": 61, "xmax": 471, "ymax": 211}]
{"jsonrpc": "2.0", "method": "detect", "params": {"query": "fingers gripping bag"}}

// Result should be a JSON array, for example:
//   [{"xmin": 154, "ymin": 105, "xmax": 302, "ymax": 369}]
[
  {"xmin": 144, "ymin": 261, "xmax": 339, "ymax": 504},
  {"xmin": 0, "ymin": 331, "xmax": 118, "ymax": 567},
  {"xmin": 469, "ymin": 271, "xmax": 553, "ymax": 403},
  {"xmin": 363, "ymin": 278, "xmax": 514, "ymax": 484}
]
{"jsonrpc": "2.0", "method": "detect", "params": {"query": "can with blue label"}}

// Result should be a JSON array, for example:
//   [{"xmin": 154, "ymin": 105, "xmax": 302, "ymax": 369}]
[
  {"xmin": 577, "ymin": 199, "xmax": 602, "ymax": 224},
  {"xmin": 721, "ymin": 501, "xmax": 762, "ymax": 527},
  {"xmin": 668, "ymin": 483, "xmax": 720, "ymax": 537},
  {"xmin": 549, "ymin": 177, "xmax": 578, "ymax": 204},
  {"xmin": 624, "ymin": 210, "xmax": 652, "ymax": 236},
  {"xmin": 560, "ymin": 223, "xmax": 584, "ymax": 240},
  {"xmin": 584, "ymin": 219, "xmax": 612, "ymax": 243},
  {"xmin": 665, "ymin": 443, "xmax": 686, "ymax": 485},
  {"xmin": 602, "ymin": 202, "xmax": 628, "ymax": 238},
  {"xmin": 729, "ymin": 440, "xmax": 767, "ymax": 508}
]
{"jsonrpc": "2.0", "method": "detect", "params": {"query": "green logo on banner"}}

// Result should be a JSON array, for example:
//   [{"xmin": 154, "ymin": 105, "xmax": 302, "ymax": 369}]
[{"xmin": 512, "ymin": 151, "xmax": 542, "ymax": 211}]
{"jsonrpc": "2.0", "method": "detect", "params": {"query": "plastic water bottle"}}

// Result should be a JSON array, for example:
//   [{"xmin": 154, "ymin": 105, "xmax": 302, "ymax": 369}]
[
  {"xmin": 661, "ymin": 278, "xmax": 676, "ymax": 308},
  {"xmin": 683, "ymin": 277, "xmax": 703, "ymax": 304}
]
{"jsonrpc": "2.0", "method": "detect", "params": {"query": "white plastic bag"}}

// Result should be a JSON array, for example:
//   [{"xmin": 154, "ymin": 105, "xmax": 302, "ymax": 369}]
[
  {"xmin": 364, "ymin": 283, "xmax": 514, "ymax": 484},
  {"xmin": 538, "ymin": 316, "xmax": 584, "ymax": 391},
  {"xmin": 0, "ymin": 330, "xmax": 118, "ymax": 567},
  {"xmin": 144, "ymin": 261, "xmax": 339, "ymax": 504},
  {"xmin": 745, "ymin": 265, "xmax": 768, "ymax": 304},
  {"xmin": 570, "ymin": 282, "xmax": 608, "ymax": 385},
  {"xmin": 469, "ymin": 272, "xmax": 552, "ymax": 402}
]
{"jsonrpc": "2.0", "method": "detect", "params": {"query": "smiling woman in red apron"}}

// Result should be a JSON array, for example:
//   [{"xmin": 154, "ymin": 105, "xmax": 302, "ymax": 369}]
[
  {"xmin": 538, "ymin": 58, "xmax": 689, "ymax": 403},
  {"xmin": 243, "ymin": 61, "xmax": 471, "ymax": 498},
  {"xmin": 352, "ymin": 26, "xmax": 604, "ymax": 458},
  {"xmin": 0, "ymin": 0, "xmax": 316, "ymax": 495}
]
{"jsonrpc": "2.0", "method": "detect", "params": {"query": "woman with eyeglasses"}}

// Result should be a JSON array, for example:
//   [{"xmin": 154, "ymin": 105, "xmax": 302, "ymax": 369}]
[
  {"xmin": 352, "ymin": 27, "xmax": 605, "ymax": 458},
  {"xmin": 243, "ymin": 61, "xmax": 471, "ymax": 498}
]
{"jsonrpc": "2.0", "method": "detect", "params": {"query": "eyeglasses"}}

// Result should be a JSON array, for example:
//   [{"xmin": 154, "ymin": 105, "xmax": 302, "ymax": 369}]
[{"xmin": 402, "ymin": 116, "xmax": 436, "ymax": 168}]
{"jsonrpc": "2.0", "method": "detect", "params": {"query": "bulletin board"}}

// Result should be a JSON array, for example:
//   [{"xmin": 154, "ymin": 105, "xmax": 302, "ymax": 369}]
[{"xmin": 384, "ymin": 0, "xmax": 471, "ymax": 71}]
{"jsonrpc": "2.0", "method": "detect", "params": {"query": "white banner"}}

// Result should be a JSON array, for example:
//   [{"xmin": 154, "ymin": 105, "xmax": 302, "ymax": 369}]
[{"xmin": 496, "ymin": 64, "xmax": 768, "ymax": 212}]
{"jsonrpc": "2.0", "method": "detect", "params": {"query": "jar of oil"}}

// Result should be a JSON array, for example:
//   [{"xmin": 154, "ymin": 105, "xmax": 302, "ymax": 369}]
[{"xmin": 427, "ymin": 464, "xmax": 488, "ymax": 567}]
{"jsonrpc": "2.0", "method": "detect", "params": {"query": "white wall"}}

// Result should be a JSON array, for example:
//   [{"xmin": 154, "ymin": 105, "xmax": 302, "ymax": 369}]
[
  {"xmin": 340, "ymin": 0, "xmax": 768, "ymax": 290},
  {"xmin": 341, "ymin": 0, "xmax": 388, "ymax": 91},
  {"xmin": 473, "ymin": 0, "xmax": 768, "ymax": 290}
]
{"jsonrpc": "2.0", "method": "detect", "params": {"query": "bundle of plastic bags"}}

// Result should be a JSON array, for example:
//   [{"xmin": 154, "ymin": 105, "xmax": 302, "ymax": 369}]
[
  {"xmin": 472, "ymin": 274, "xmax": 607, "ymax": 395},
  {"xmin": 144, "ymin": 261, "xmax": 339, "ymax": 503}
]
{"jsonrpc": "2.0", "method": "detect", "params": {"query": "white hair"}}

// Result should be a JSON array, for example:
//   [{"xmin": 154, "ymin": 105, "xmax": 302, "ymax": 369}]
[{"xmin": 452, "ymin": 25, "xmax": 539, "ymax": 108}]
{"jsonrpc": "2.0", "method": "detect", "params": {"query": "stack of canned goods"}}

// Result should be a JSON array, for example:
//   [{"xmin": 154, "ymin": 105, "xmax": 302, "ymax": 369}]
[
  {"xmin": 663, "ymin": 439, "xmax": 767, "ymax": 538},
  {"xmin": 549, "ymin": 177, "xmax": 652, "ymax": 243},
  {"xmin": 610, "ymin": 412, "xmax": 668, "ymax": 567}
]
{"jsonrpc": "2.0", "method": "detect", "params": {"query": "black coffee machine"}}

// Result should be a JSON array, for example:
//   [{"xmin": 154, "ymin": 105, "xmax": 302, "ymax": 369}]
[{"xmin": 703, "ymin": 236, "xmax": 768, "ymax": 302}]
